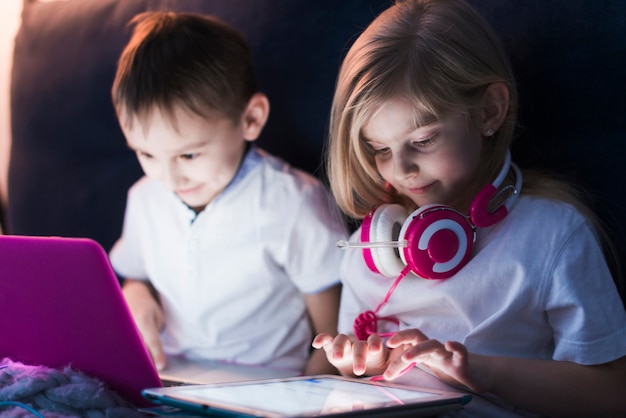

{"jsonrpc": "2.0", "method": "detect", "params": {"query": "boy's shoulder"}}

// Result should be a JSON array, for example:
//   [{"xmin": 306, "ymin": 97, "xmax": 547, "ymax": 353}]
[
  {"xmin": 125, "ymin": 176, "xmax": 180, "ymax": 210},
  {"xmin": 128, "ymin": 175, "xmax": 166, "ymax": 196},
  {"xmin": 254, "ymin": 148, "xmax": 325, "ymax": 190},
  {"xmin": 245, "ymin": 148, "xmax": 339, "ymax": 214}
]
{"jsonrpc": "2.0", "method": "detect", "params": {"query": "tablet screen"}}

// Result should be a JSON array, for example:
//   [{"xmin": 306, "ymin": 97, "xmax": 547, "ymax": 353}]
[{"xmin": 143, "ymin": 375, "xmax": 470, "ymax": 417}]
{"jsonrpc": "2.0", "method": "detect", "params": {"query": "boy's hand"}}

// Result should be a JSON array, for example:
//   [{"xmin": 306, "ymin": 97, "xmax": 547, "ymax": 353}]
[
  {"xmin": 312, "ymin": 333, "xmax": 391, "ymax": 377},
  {"xmin": 122, "ymin": 280, "xmax": 166, "ymax": 371}
]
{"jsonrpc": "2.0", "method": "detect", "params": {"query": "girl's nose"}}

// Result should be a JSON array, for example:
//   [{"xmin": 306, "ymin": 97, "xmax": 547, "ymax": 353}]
[{"xmin": 393, "ymin": 149, "xmax": 418, "ymax": 180}]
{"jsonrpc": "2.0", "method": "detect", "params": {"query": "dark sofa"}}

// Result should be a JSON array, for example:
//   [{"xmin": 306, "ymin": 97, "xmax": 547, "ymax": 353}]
[{"xmin": 6, "ymin": 0, "xmax": 625, "ymax": 300}]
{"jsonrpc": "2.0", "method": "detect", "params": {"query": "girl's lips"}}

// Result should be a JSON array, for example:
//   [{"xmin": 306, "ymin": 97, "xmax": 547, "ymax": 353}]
[{"xmin": 407, "ymin": 183, "xmax": 433, "ymax": 195}]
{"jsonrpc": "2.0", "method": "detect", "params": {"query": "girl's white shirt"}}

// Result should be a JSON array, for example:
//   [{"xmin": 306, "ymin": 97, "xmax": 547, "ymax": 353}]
[
  {"xmin": 339, "ymin": 196, "xmax": 626, "ymax": 416},
  {"xmin": 110, "ymin": 147, "xmax": 348, "ymax": 371},
  {"xmin": 339, "ymin": 196, "xmax": 626, "ymax": 365}
]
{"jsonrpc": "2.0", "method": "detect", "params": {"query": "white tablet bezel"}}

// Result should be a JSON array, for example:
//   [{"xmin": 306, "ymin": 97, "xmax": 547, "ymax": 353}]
[{"xmin": 142, "ymin": 374, "xmax": 471, "ymax": 417}]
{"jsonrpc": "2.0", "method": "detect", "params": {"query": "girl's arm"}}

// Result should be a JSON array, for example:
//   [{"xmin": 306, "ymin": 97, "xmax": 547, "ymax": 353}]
[
  {"xmin": 481, "ymin": 354, "xmax": 626, "ymax": 417},
  {"xmin": 303, "ymin": 284, "xmax": 342, "ymax": 375},
  {"xmin": 386, "ymin": 329, "xmax": 626, "ymax": 417}
]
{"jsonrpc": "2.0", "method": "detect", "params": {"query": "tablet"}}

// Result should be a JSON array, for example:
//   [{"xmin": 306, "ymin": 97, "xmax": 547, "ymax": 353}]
[{"xmin": 142, "ymin": 374, "xmax": 472, "ymax": 417}]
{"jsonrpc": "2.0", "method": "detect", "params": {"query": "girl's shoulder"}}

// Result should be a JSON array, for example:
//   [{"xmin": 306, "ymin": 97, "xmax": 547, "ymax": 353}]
[
  {"xmin": 513, "ymin": 194, "xmax": 588, "ymax": 226},
  {"xmin": 500, "ymin": 195, "xmax": 597, "ymax": 250}
]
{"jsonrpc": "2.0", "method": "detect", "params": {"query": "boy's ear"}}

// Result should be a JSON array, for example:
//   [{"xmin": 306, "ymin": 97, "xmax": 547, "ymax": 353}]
[
  {"xmin": 242, "ymin": 92, "xmax": 270, "ymax": 141},
  {"xmin": 480, "ymin": 82, "xmax": 509, "ymax": 137}
]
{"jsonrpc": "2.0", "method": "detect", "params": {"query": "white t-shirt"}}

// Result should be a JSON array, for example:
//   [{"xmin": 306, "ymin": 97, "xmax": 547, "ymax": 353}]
[
  {"xmin": 339, "ymin": 196, "xmax": 626, "ymax": 416},
  {"xmin": 110, "ymin": 147, "xmax": 348, "ymax": 371}
]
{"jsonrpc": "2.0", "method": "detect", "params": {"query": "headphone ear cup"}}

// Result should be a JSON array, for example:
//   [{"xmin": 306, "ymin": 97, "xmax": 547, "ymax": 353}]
[
  {"xmin": 469, "ymin": 184, "xmax": 507, "ymax": 227},
  {"xmin": 399, "ymin": 204, "xmax": 475, "ymax": 280},
  {"xmin": 361, "ymin": 204, "xmax": 408, "ymax": 277}
]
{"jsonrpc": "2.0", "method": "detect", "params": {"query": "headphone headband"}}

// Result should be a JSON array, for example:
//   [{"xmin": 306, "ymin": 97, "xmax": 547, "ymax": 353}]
[{"xmin": 469, "ymin": 149, "xmax": 522, "ymax": 228}]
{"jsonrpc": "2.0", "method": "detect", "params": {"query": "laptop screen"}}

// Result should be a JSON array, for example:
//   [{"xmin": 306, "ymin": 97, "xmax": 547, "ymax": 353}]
[{"xmin": 0, "ymin": 235, "xmax": 162, "ymax": 407}]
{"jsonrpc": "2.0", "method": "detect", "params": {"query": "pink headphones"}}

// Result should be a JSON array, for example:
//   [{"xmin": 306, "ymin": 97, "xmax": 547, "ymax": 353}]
[{"xmin": 359, "ymin": 150, "xmax": 522, "ymax": 280}]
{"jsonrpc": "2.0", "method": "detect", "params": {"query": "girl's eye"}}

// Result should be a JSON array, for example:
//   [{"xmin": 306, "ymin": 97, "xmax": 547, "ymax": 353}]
[
  {"xmin": 412, "ymin": 133, "xmax": 438, "ymax": 147},
  {"xmin": 365, "ymin": 142, "xmax": 390, "ymax": 155}
]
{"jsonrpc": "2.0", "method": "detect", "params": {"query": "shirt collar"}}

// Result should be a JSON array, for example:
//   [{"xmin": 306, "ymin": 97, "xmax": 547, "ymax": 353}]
[{"xmin": 219, "ymin": 144, "xmax": 262, "ymax": 200}]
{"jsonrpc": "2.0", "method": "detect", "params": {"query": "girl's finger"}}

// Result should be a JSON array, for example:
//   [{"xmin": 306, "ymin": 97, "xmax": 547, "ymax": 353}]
[
  {"xmin": 331, "ymin": 334, "xmax": 354, "ymax": 361},
  {"xmin": 312, "ymin": 333, "xmax": 334, "ymax": 349},
  {"xmin": 352, "ymin": 340, "xmax": 368, "ymax": 375},
  {"xmin": 386, "ymin": 328, "xmax": 429, "ymax": 348},
  {"xmin": 402, "ymin": 339, "xmax": 450, "ymax": 362}
]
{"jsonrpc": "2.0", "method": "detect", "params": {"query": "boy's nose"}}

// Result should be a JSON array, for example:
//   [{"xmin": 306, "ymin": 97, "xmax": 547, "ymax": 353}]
[{"xmin": 160, "ymin": 163, "xmax": 182, "ymax": 190}]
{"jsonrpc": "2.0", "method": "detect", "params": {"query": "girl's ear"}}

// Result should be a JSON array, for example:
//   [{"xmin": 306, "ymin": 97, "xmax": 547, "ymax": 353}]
[
  {"xmin": 241, "ymin": 92, "xmax": 270, "ymax": 141},
  {"xmin": 480, "ymin": 82, "xmax": 509, "ymax": 137}
]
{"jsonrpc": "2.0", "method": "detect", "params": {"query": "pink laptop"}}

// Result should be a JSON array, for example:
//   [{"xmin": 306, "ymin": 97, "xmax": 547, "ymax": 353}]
[{"xmin": 0, "ymin": 235, "xmax": 162, "ymax": 407}]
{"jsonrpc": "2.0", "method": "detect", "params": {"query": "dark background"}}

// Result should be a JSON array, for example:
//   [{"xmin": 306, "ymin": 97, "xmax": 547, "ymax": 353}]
[{"xmin": 6, "ymin": 0, "xmax": 625, "ymax": 299}]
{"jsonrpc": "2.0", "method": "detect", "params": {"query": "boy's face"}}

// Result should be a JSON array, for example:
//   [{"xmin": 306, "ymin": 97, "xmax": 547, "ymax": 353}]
[{"xmin": 123, "ymin": 106, "xmax": 249, "ymax": 212}]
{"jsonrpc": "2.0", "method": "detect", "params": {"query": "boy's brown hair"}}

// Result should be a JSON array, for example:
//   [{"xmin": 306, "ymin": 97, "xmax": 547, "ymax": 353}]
[{"xmin": 112, "ymin": 11, "xmax": 257, "ymax": 128}]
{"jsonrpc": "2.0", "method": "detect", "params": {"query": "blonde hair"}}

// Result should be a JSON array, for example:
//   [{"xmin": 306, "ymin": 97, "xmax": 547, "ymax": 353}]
[
  {"xmin": 328, "ymin": 0, "xmax": 516, "ymax": 219},
  {"xmin": 326, "ymin": 0, "xmax": 622, "ymax": 289}
]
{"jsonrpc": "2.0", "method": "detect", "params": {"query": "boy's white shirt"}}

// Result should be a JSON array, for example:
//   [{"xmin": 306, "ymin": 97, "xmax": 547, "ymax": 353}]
[{"xmin": 110, "ymin": 147, "xmax": 348, "ymax": 371}]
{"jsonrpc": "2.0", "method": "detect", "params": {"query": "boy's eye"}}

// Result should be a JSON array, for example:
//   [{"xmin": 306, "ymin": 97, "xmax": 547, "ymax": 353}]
[
  {"xmin": 180, "ymin": 153, "xmax": 199, "ymax": 160},
  {"xmin": 137, "ymin": 151, "xmax": 153, "ymax": 159}
]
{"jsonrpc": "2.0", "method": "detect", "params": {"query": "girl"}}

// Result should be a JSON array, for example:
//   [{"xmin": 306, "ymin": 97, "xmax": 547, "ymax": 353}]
[{"xmin": 313, "ymin": 0, "xmax": 626, "ymax": 416}]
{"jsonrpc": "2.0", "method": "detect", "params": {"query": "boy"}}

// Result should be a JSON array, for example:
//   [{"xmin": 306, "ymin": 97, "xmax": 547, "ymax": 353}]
[{"xmin": 109, "ymin": 11, "xmax": 347, "ymax": 375}]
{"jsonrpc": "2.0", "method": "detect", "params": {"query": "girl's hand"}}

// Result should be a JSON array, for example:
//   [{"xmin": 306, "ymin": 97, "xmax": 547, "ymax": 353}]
[
  {"xmin": 385, "ymin": 329, "xmax": 490, "ymax": 392},
  {"xmin": 312, "ymin": 333, "xmax": 403, "ymax": 377}
]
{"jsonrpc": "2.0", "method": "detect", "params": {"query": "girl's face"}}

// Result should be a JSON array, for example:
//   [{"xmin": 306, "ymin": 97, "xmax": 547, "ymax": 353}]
[
  {"xmin": 123, "ymin": 106, "xmax": 248, "ymax": 213},
  {"xmin": 361, "ymin": 98, "xmax": 483, "ymax": 211}
]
